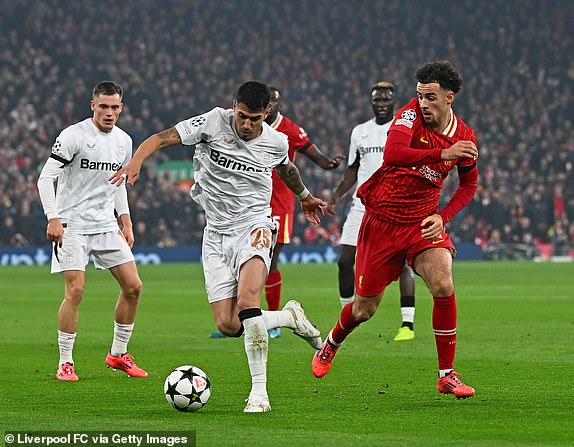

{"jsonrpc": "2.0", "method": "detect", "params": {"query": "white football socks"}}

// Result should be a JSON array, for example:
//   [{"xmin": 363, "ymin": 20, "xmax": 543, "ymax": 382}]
[
  {"xmin": 261, "ymin": 310, "xmax": 295, "ymax": 330},
  {"xmin": 401, "ymin": 306, "xmax": 415, "ymax": 325},
  {"xmin": 439, "ymin": 369, "xmax": 454, "ymax": 378},
  {"xmin": 110, "ymin": 321, "xmax": 134, "ymax": 357},
  {"xmin": 340, "ymin": 296, "xmax": 354, "ymax": 307},
  {"xmin": 58, "ymin": 330, "xmax": 76, "ymax": 366},
  {"xmin": 242, "ymin": 315, "xmax": 268, "ymax": 397}
]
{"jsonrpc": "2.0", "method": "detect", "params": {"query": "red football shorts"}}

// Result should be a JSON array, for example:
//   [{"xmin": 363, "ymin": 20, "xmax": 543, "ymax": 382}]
[
  {"xmin": 272, "ymin": 211, "xmax": 295, "ymax": 245},
  {"xmin": 355, "ymin": 211, "xmax": 456, "ymax": 297}
]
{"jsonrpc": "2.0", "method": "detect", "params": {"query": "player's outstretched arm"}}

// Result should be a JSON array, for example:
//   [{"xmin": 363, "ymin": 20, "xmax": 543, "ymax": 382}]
[
  {"xmin": 109, "ymin": 127, "xmax": 182, "ymax": 186},
  {"xmin": 304, "ymin": 144, "xmax": 346, "ymax": 170},
  {"xmin": 327, "ymin": 160, "xmax": 359, "ymax": 215},
  {"xmin": 276, "ymin": 161, "xmax": 327, "ymax": 225}
]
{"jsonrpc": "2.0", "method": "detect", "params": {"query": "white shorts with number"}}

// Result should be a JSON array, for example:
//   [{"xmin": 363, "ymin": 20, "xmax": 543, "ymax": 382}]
[
  {"xmin": 51, "ymin": 230, "xmax": 134, "ymax": 273},
  {"xmin": 339, "ymin": 206, "xmax": 365, "ymax": 247},
  {"xmin": 202, "ymin": 219, "xmax": 276, "ymax": 303}
]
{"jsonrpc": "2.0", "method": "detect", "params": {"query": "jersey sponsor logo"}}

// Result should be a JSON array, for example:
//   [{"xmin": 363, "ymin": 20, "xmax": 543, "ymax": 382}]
[
  {"xmin": 432, "ymin": 238, "xmax": 444, "ymax": 245},
  {"xmin": 209, "ymin": 149, "xmax": 268, "ymax": 173},
  {"xmin": 86, "ymin": 141, "xmax": 96, "ymax": 149},
  {"xmin": 418, "ymin": 164, "xmax": 443, "ymax": 182},
  {"xmin": 80, "ymin": 158, "xmax": 122, "ymax": 172},
  {"xmin": 420, "ymin": 136, "xmax": 429, "ymax": 144},
  {"xmin": 358, "ymin": 145, "xmax": 385, "ymax": 156}
]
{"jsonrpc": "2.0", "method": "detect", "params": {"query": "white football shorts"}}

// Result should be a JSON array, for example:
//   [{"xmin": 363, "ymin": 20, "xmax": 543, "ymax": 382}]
[
  {"xmin": 339, "ymin": 206, "xmax": 366, "ymax": 246},
  {"xmin": 51, "ymin": 230, "xmax": 134, "ymax": 273},
  {"xmin": 202, "ymin": 219, "xmax": 276, "ymax": 303}
]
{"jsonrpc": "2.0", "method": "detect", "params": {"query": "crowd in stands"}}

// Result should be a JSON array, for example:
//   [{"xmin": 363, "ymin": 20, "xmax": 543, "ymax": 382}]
[{"xmin": 1, "ymin": 0, "xmax": 573, "ymax": 258}]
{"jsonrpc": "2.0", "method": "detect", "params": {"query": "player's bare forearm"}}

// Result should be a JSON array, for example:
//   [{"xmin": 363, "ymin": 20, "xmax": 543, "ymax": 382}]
[
  {"xmin": 328, "ymin": 166, "xmax": 358, "ymax": 214},
  {"xmin": 276, "ymin": 161, "xmax": 307, "ymax": 195},
  {"xmin": 110, "ymin": 128, "xmax": 181, "ymax": 186},
  {"xmin": 133, "ymin": 128, "xmax": 182, "ymax": 163},
  {"xmin": 118, "ymin": 213, "xmax": 135, "ymax": 248},
  {"xmin": 334, "ymin": 166, "xmax": 359, "ymax": 200},
  {"xmin": 305, "ymin": 145, "xmax": 345, "ymax": 170}
]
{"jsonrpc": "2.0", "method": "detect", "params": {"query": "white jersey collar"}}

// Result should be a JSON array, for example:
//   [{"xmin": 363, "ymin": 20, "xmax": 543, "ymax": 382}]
[{"xmin": 441, "ymin": 108, "xmax": 457, "ymax": 138}]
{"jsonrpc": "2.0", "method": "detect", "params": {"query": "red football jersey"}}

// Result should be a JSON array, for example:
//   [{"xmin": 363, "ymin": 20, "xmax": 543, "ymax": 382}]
[
  {"xmin": 269, "ymin": 113, "xmax": 313, "ymax": 214},
  {"xmin": 357, "ymin": 98, "xmax": 478, "ymax": 225}
]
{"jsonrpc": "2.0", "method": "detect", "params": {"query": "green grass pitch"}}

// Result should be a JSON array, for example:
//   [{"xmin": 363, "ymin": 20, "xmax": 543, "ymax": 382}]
[{"xmin": 0, "ymin": 262, "xmax": 573, "ymax": 446}]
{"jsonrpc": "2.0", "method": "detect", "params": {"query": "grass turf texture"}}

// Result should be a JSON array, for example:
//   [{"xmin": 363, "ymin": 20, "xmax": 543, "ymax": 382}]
[{"xmin": 0, "ymin": 262, "xmax": 572, "ymax": 446}]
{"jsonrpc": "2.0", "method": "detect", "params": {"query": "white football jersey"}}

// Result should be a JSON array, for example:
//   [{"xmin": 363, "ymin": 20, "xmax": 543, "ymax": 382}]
[
  {"xmin": 40, "ymin": 118, "xmax": 132, "ymax": 233},
  {"xmin": 347, "ymin": 118, "xmax": 392, "ymax": 212},
  {"xmin": 175, "ymin": 107, "xmax": 289, "ymax": 233}
]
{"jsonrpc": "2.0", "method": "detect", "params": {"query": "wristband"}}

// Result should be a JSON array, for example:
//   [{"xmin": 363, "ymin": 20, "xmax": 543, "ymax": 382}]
[{"xmin": 297, "ymin": 187, "xmax": 311, "ymax": 201}]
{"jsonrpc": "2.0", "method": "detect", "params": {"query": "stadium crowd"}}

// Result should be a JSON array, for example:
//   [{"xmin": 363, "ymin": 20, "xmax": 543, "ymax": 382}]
[{"xmin": 1, "ymin": 0, "xmax": 573, "ymax": 257}]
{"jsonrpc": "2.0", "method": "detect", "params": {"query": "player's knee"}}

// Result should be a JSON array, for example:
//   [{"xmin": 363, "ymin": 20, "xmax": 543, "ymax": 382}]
[
  {"xmin": 65, "ymin": 285, "xmax": 85, "ymax": 304},
  {"xmin": 216, "ymin": 319, "xmax": 241, "ymax": 337},
  {"xmin": 124, "ymin": 280, "xmax": 143, "ymax": 300},
  {"xmin": 352, "ymin": 301, "xmax": 377, "ymax": 323},
  {"xmin": 430, "ymin": 280, "xmax": 454, "ymax": 298}
]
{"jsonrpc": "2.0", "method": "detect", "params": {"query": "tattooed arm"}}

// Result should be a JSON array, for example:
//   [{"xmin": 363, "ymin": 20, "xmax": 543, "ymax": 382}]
[
  {"xmin": 275, "ymin": 160, "xmax": 308, "ymax": 197},
  {"xmin": 276, "ymin": 161, "xmax": 327, "ymax": 225},
  {"xmin": 109, "ymin": 127, "xmax": 181, "ymax": 186}
]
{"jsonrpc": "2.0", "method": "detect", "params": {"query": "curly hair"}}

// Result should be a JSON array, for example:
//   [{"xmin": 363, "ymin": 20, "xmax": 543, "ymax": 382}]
[{"xmin": 415, "ymin": 60, "xmax": 462, "ymax": 94}]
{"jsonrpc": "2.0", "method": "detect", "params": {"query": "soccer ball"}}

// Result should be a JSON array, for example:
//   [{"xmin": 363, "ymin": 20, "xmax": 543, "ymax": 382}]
[{"xmin": 164, "ymin": 365, "xmax": 211, "ymax": 412}]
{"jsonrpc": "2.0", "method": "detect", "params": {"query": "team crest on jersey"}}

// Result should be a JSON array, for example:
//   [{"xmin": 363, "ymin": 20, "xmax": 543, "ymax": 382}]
[
  {"xmin": 258, "ymin": 152, "xmax": 272, "ymax": 165},
  {"xmin": 395, "ymin": 109, "xmax": 416, "ymax": 128},
  {"xmin": 443, "ymin": 160, "xmax": 454, "ymax": 168},
  {"xmin": 116, "ymin": 145, "xmax": 126, "ymax": 159},
  {"xmin": 223, "ymin": 135, "xmax": 235, "ymax": 145}
]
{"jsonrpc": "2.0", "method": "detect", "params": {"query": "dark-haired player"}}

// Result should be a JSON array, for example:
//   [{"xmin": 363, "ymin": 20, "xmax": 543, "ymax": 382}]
[
  {"xmin": 37, "ymin": 81, "xmax": 147, "ymax": 381},
  {"xmin": 313, "ymin": 61, "xmax": 479, "ymax": 399},
  {"xmin": 111, "ymin": 81, "xmax": 326, "ymax": 413},
  {"xmin": 328, "ymin": 81, "xmax": 416, "ymax": 341},
  {"xmin": 210, "ymin": 87, "xmax": 345, "ymax": 339}
]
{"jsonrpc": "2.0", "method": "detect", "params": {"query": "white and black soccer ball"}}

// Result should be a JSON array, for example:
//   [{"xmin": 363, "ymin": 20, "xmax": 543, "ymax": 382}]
[{"xmin": 164, "ymin": 365, "xmax": 211, "ymax": 412}]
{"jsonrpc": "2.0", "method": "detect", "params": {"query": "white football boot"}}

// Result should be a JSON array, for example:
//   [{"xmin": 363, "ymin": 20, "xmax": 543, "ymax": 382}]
[
  {"xmin": 244, "ymin": 394, "xmax": 271, "ymax": 413},
  {"xmin": 283, "ymin": 300, "xmax": 322, "ymax": 350}
]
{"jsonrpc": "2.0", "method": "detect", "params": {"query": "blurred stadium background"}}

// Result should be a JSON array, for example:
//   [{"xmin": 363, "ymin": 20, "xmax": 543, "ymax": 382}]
[{"xmin": 1, "ymin": 0, "xmax": 573, "ymax": 263}]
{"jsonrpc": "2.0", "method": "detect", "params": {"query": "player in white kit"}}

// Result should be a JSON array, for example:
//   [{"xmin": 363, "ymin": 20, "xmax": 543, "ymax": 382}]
[
  {"xmin": 37, "ymin": 81, "xmax": 147, "ymax": 381},
  {"xmin": 328, "ymin": 82, "xmax": 417, "ymax": 341},
  {"xmin": 110, "ymin": 81, "xmax": 326, "ymax": 413}
]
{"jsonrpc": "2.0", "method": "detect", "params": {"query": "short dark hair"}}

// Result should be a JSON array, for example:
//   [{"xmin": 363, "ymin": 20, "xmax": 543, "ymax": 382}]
[
  {"xmin": 415, "ymin": 60, "xmax": 462, "ymax": 94},
  {"xmin": 93, "ymin": 81, "xmax": 123, "ymax": 99},
  {"xmin": 236, "ymin": 81, "xmax": 270, "ymax": 111},
  {"xmin": 371, "ymin": 81, "xmax": 395, "ymax": 94}
]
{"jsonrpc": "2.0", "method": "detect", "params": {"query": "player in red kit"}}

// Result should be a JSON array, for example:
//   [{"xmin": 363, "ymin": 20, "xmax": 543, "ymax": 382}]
[
  {"xmin": 312, "ymin": 60, "xmax": 479, "ymax": 399},
  {"xmin": 210, "ymin": 86, "xmax": 344, "ymax": 339}
]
